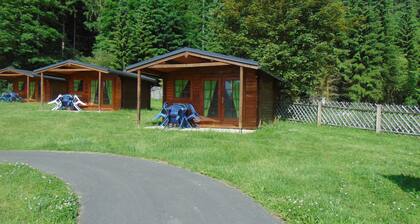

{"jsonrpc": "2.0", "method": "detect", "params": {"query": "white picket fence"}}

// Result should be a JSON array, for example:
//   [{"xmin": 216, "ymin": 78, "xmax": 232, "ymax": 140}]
[{"xmin": 275, "ymin": 100, "xmax": 420, "ymax": 136}]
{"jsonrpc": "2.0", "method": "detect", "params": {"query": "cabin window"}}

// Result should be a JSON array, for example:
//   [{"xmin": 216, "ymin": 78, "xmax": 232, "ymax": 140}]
[
  {"xmin": 90, "ymin": 80, "xmax": 98, "ymax": 104},
  {"xmin": 18, "ymin": 81, "xmax": 25, "ymax": 91},
  {"xmin": 174, "ymin": 80, "xmax": 190, "ymax": 98},
  {"xmin": 29, "ymin": 81, "xmax": 36, "ymax": 99},
  {"xmin": 203, "ymin": 80, "xmax": 219, "ymax": 117},
  {"xmin": 224, "ymin": 80, "xmax": 240, "ymax": 119},
  {"xmin": 74, "ymin": 80, "xmax": 83, "ymax": 92},
  {"xmin": 103, "ymin": 80, "xmax": 113, "ymax": 105}
]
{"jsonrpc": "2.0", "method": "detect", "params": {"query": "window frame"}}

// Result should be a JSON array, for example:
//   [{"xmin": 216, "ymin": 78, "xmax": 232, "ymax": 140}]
[
  {"xmin": 73, "ymin": 79, "xmax": 84, "ymax": 92},
  {"xmin": 173, "ymin": 79, "xmax": 191, "ymax": 99},
  {"xmin": 17, "ymin": 81, "xmax": 25, "ymax": 91}
]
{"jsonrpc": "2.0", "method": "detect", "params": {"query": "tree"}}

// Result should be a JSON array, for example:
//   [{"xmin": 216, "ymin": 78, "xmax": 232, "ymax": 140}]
[
  {"xmin": 397, "ymin": 0, "xmax": 419, "ymax": 105},
  {"xmin": 86, "ymin": 0, "xmax": 188, "ymax": 69},
  {"xmin": 208, "ymin": 0, "xmax": 346, "ymax": 100},
  {"xmin": 0, "ymin": 0, "xmax": 65, "ymax": 69}
]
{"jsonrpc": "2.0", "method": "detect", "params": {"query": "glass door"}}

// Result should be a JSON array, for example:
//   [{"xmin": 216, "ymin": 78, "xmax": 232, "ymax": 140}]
[
  {"xmin": 203, "ymin": 80, "xmax": 219, "ymax": 118},
  {"xmin": 223, "ymin": 80, "xmax": 240, "ymax": 120}
]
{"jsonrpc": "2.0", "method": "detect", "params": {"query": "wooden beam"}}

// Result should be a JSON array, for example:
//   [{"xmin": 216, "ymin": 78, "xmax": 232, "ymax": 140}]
[
  {"xmin": 98, "ymin": 71, "xmax": 102, "ymax": 111},
  {"xmin": 127, "ymin": 52, "xmax": 188, "ymax": 72},
  {"xmin": 149, "ymin": 62, "xmax": 229, "ymax": 69},
  {"xmin": 48, "ymin": 68, "xmax": 92, "ymax": 72},
  {"xmin": 187, "ymin": 52, "xmax": 260, "ymax": 70},
  {"xmin": 35, "ymin": 63, "xmax": 108, "ymax": 74},
  {"xmin": 239, "ymin": 67, "xmax": 244, "ymax": 130},
  {"xmin": 137, "ymin": 70, "xmax": 142, "ymax": 127},
  {"xmin": 0, "ymin": 74, "xmax": 23, "ymax": 77},
  {"xmin": 40, "ymin": 72, "xmax": 44, "ymax": 105}
]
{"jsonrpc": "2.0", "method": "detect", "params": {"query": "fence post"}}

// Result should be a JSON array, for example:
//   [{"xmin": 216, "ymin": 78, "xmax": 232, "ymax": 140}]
[
  {"xmin": 375, "ymin": 104, "xmax": 382, "ymax": 133},
  {"xmin": 317, "ymin": 101, "xmax": 322, "ymax": 127}
]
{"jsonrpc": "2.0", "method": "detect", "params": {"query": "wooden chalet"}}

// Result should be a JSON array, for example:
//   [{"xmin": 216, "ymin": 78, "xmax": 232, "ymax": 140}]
[
  {"xmin": 0, "ymin": 67, "xmax": 65, "ymax": 102},
  {"xmin": 33, "ymin": 60, "xmax": 159, "ymax": 110},
  {"xmin": 126, "ymin": 48, "xmax": 280, "ymax": 129}
]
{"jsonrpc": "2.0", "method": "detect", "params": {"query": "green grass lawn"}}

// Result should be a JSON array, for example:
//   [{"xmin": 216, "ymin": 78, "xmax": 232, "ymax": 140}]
[
  {"xmin": 0, "ymin": 102, "xmax": 419, "ymax": 223},
  {"xmin": 0, "ymin": 163, "xmax": 78, "ymax": 224}
]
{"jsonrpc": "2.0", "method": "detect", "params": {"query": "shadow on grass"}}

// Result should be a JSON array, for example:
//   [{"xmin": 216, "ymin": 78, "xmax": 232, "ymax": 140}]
[{"xmin": 383, "ymin": 174, "xmax": 420, "ymax": 193}]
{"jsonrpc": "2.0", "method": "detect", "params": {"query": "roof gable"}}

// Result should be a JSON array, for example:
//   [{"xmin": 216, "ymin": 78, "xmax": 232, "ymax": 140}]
[
  {"xmin": 0, "ymin": 67, "xmax": 35, "ymax": 77},
  {"xmin": 34, "ymin": 60, "xmax": 110, "ymax": 74},
  {"xmin": 33, "ymin": 60, "xmax": 159, "ymax": 84},
  {"xmin": 126, "ymin": 48, "xmax": 260, "ymax": 72}
]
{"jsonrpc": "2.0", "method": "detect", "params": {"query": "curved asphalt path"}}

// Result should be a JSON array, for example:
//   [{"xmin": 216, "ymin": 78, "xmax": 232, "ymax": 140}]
[{"xmin": 0, "ymin": 151, "xmax": 281, "ymax": 224}]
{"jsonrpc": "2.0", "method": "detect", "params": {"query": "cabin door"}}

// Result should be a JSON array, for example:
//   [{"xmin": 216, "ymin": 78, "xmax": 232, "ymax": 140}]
[{"xmin": 203, "ymin": 79, "xmax": 240, "ymax": 122}]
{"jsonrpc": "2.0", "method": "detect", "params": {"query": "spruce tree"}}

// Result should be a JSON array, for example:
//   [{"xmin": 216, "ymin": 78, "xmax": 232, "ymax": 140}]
[{"xmin": 398, "ymin": 0, "xmax": 419, "ymax": 105}]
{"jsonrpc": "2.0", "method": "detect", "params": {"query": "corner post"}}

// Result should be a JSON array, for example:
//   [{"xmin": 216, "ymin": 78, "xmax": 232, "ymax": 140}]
[
  {"xmin": 26, "ymin": 75, "xmax": 30, "ymax": 101},
  {"xmin": 239, "ymin": 66, "xmax": 244, "ymax": 130},
  {"xmin": 317, "ymin": 101, "xmax": 322, "ymax": 127},
  {"xmin": 375, "ymin": 104, "xmax": 382, "ymax": 133},
  {"xmin": 40, "ymin": 72, "xmax": 44, "ymax": 105},
  {"xmin": 137, "ymin": 70, "xmax": 142, "ymax": 127},
  {"xmin": 98, "ymin": 71, "xmax": 102, "ymax": 111}
]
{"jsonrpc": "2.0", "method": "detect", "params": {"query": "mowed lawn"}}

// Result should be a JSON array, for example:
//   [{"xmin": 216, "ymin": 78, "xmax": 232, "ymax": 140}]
[
  {"xmin": 0, "ymin": 163, "xmax": 78, "ymax": 224},
  {"xmin": 0, "ymin": 102, "xmax": 419, "ymax": 223}
]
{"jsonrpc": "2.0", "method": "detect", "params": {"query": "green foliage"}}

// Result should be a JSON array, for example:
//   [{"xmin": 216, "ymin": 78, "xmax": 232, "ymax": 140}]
[
  {"xmin": 89, "ymin": 0, "xmax": 188, "ymax": 69},
  {"xmin": 207, "ymin": 0, "xmax": 347, "ymax": 100},
  {"xmin": 0, "ymin": 102, "xmax": 419, "ymax": 223},
  {"xmin": 0, "ymin": 0, "xmax": 64, "ymax": 69},
  {"xmin": 0, "ymin": 0, "xmax": 418, "ymax": 104}
]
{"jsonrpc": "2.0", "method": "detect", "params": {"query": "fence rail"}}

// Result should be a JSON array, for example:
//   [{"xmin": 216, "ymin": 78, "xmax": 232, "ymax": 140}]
[{"xmin": 275, "ymin": 100, "xmax": 420, "ymax": 136}]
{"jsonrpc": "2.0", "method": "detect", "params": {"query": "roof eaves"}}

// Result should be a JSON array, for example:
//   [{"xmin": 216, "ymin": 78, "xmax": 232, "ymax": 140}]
[{"xmin": 126, "ymin": 47, "xmax": 260, "ymax": 71}]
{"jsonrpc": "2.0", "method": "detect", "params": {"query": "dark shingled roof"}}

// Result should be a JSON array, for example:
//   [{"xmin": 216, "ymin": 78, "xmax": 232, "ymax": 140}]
[
  {"xmin": 126, "ymin": 47, "xmax": 260, "ymax": 71},
  {"xmin": 0, "ymin": 67, "xmax": 66, "ymax": 81},
  {"xmin": 34, "ymin": 60, "xmax": 159, "ymax": 84}
]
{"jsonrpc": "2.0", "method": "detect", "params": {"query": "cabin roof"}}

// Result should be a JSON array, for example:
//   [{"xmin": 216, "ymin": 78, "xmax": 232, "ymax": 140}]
[
  {"xmin": 0, "ymin": 67, "xmax": 66, "ymax": 81},
  {"xmin": 126, "ymin": 47, "xmax": 260, "ymax": 71},
  {"xmin": 0, "ymin": 67, "xmax": 35, "ymax": 77},
  {"xmin": 34, "ymin": 60, "xmax": 159, "ymax": 84},
  {"xmin": 126, "ymin": 48, "xmax": 281, "ymax": 81}
]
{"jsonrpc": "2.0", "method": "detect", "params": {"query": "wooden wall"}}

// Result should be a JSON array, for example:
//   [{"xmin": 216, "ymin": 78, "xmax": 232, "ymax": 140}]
[
  {"xmin": 162, "ymin": 66, "xmax": 259, "ymax": 129},
  {"xmin": 64, "ymin": 71, "xmax": 122, "ymax": 110},
  {"xmin": 10, "ymin": 76, "xmax": 44, "ymax": 101},
  {"xmin": 121, "ymin": 77, "xmax": 151, "ymax": 109},
  {"xmin": 258, "ymin": 74, "xmax": 275, "ymax": 123}
]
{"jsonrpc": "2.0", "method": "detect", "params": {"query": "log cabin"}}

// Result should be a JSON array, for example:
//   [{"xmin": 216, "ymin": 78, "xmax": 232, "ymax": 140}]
[
  {"xmin": 0, "ymin": 67, "xmax": 66, "ymax": 102},
  {"xmin": 126, "ymin": 48, "xmax": 281, "ymax": 129},
  {"xmin": 33, "ymin": 60, "xmax": 159, "ymax": 110}
]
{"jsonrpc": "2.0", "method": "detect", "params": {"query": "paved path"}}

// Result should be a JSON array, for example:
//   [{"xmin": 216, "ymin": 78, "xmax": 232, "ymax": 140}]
[{"xmin": 0, "ymin": 151, "xmax": 281, "ymax": 224}]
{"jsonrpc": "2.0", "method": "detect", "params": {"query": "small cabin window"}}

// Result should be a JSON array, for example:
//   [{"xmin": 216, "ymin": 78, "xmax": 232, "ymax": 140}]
[
  {"xmin": 18, "ymin": 81, "xmax": 25, "ymax": 91},
  {"xmin": 74, "ymin": 80, "xmax": 83, "ymax": 92},
  {"xmin": 174, "ymin": 80, "xmax": 191, "ymax": 98}
]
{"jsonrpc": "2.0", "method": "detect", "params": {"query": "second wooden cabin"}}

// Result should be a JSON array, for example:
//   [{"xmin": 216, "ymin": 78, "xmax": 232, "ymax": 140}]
[
  {"xmin": 33, "ymin": 60, "xmax": 159, "ymax": 110},
  {"xmin": 0, "ymin": 67, "xmax": 66, "ymax": 102}
]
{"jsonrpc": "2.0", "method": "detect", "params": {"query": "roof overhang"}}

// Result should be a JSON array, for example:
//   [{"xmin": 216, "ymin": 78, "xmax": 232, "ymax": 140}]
[
  {"xmin": 33, "ymin": 60, "xmax": 159, "ymax": 85},
  {"xmin": 34, "ymin": 60, "xmax": 110, "ymax": 74},
  {"xmin": 126, "ymin": 48, "xmax": 260, "ymax": 73},
  {"xmin": 0, "ymin": 67, "xmax": 35, "ymax": 78}
]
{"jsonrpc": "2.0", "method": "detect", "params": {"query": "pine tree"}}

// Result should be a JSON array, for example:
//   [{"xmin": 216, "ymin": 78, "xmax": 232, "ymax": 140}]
[
  {"xmin": 398, "ymin": 0, "xmax": 419, "ymax": 105},
  {"xmin": 377, "ymin": 0, "xmax": 406, "ymax": 103},
  {"xmin": 343, "ymin": 0, "xmax": 384, "ymax": 102}
]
